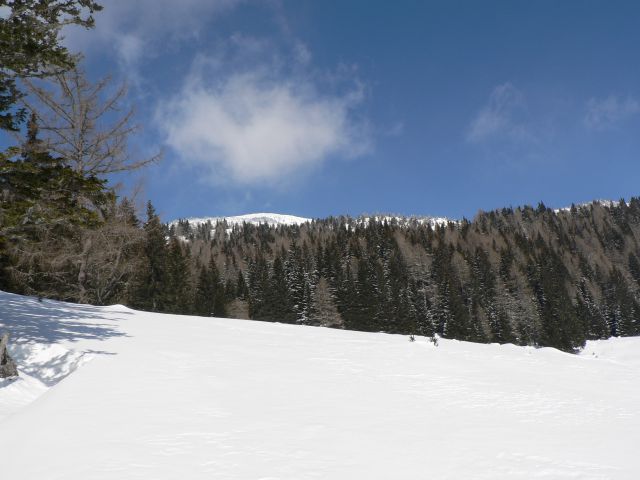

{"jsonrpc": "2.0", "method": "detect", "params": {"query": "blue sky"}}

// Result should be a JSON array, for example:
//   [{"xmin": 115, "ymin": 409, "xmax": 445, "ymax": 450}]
[{"xmin": 57, "ymin": 1, "xmax": 640, "ymax": 220}]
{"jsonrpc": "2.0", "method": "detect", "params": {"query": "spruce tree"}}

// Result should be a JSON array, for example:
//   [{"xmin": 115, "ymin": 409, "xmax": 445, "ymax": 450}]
[
  {"xmin": 1, "ymin": 113, "xmax": 112, "ymax": 296},
  {"xmin": 128, "ymin": 202, "xmax": 167, "ymax": 311},
  {"xmin": 193, "ymin": 257, "xmax": 226, "ymax": 317},
  {"xmin": 0, "ymin": 0, "xmax": 102, "ymax": 131},
  {"xmin": 164, "ymin": 238, "xmax": 192, "ymax": 314}
]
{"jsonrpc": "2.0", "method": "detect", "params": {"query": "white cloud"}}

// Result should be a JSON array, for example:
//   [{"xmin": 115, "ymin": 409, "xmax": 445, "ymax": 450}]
[
  {"xmin": 584, "ymin": 95, "xmax": 640, "ymax": 130},
  {"xmin": 63, "ymin": 0, "xmax": 242, "ymax": 67},
  {"xmin": 62, "ymin": 1, "xmax": 372, "ymax": 186},
  {"xmin": 156, "ymin": 69, "xmax": 370, "ymax": 185},
  {"xmin": 467, "ymin": 83, "xmax": 531, "ymax": 143}
]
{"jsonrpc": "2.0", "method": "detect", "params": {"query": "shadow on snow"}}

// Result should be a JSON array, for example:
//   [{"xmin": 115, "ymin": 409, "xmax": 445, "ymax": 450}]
[{"xmin": 0, "ymin": 292, "xmax": 130, "ymax": 345}]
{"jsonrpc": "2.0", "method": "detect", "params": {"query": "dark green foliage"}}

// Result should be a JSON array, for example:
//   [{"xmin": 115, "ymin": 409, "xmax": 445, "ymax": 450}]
[
  {"xmin": 628, "ymin": 253, "xmax": 640, "ymax": 286},
  {"xmin": 602, "ymin": 269, "xmax": 640, "ymax": 337},
  {"xmin": 0, "ymin": 0, "xmax": 102, "ymax": 130},
  {"xmin": 128, "ymin": 202, "xmax": 168, "ymax": 312},
  {"xmin": 575, "ymin": 281, "xmax": 608, "ymax": 340},
  {"xmin": 431, "ymin": 242, "xmax": 471, "ymax": 340},
  {"xmin": 2, "ymin": 114, "xmax": 110, "ymax": 235},
  {"xmin": 236, "ymin": 271, "xmax": 248, "ymax": 299},
  {"xmin": 527, "ymin": 245, "xmax": 585, "ymax": 352},
  {"xmin": 1, "ymin": 115, "xmax": 113, "ymax": 295},
  {"xmin": 0, "ymin": 0, "xmax": 106, "ymax": 295},
  {"xmin": 164, "ymin": 238, "xmax": 192, "ymax": 314},
  {"xmin": 170, "ymin": 199, "xmax": 640, "ymax": 353},
  {"xmin": 264, "ymin": 256, "xmax": 293, "ymax": 322},
  {"xmin": 193, "ymin": 257, "xmax": 226, "ymax": 317},
  {"xmin": 0, "ymin": 3, "xmax": 195, "ymax": 311}
]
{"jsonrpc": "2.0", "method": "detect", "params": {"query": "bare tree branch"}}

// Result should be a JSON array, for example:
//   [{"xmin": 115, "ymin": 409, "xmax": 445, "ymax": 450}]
[{"xmin": 20, "ymin": 66, "xmax": 161, "ymax": 176}]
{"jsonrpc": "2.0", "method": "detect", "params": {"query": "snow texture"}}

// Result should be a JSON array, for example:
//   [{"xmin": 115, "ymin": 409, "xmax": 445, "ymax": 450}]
[{"xmin": 1, "ymin": 290, "xmax": 639, "ymax": 479}]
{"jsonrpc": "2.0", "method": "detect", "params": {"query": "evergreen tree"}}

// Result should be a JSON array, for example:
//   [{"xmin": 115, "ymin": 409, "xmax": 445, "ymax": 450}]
[
  {"xmin": 575, "ymin": 281, "xmax": 608, "ymax": 340},
  {"xmin": 1, "ymin": 113, "xmax": 112, "ymax": 296},
  {"xmin": 263, "ymin": 256, "xmax": 293, "ymax": 322},
  {"xmin": 128, "ymin": 202, "xmax": 167, "ymax": 311},
  {"xmin": 528, "ymin": 246, "xmax": 585, "ymax": 352},
  {"xmin": 604, "ymin": 269, "xmax": 639, "ymax": 337},
  {"xmin": 236, "ymin": 271, "xmax": 248, "ymax": 299},
  {"xmin": 0, "ymin": 0, "xmax": 102, "ymax": 131},
  {"xmin": 309, "ymin": 277, "xmax": 342, "ymax": 327},
  {"xmin": 164, "ymin": 238, "xmax": 192, "ymax": 314},
  {"xmin": 192, "ymin": 257, "xmax": 227, "ymax": 318},
  {"xmin": 628, "ymin": 253, "xmax": 640, "ymax": 286}
]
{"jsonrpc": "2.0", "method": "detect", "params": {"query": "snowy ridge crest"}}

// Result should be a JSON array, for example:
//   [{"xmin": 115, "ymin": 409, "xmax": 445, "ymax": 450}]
[
  {"xmin": 355, "ymin": 214, "xmax": 454, "ymax": 228},
  {"xmin": 174, "ymin": 213, "xmax": 312, "ymax": 228},
  {"xmin": 553, "ymin": 199, "xmax": 621, "ymax": 214},
  {"xmin": 171, "ymin": 212, "xmax": 455, "ymax": 230}
]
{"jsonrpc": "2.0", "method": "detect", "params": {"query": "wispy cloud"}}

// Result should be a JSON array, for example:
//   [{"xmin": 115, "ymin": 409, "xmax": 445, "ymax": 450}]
[
  {"xmin": 385, "ymin": 121, "xmax": 404, "ymax": 137},
  {"xmin": 156, "ymin": 60, "xmax": 371, "ymax": 186},
  {"xmin": 583, "ymin": 95, "xmax": 640, "ymax": 130},
  {"xmin": 64, "ymin": 1, "xmax": 373, "ymax": 187},
  {"xmin": 467, "ymin": 83, "xmax": 532, "ymax": 143},
  {"xmin": 63, "ymin": 0, "xmax": 243, "ymax": 68}
]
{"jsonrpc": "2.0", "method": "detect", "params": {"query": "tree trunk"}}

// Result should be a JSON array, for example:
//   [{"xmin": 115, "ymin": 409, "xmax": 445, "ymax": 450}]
[
  {"xmin": 0, "ymin": 333, "xmax": 19, "ymax": 378},
  {"xmin": 77, "ymin": 236, "xmax": 92, "ymax": 303}
]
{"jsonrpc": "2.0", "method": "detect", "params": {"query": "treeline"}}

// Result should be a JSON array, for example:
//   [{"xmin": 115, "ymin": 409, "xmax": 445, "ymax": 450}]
[
  {"xmin": 2, "ymin": 2, "xmax": 639, "ymax": 354},
  {"xmin": 5, "ymin": 133, "xmax": 640, "ymax": 354},
  {"xmin": 5, "ymin": 190, "xmax": 640, "ymax": 354},
  {"xmin": 160, "ymin": 200, "xmax": 640, "ymax": 353},
  {"xmin": 1, "ymin": 1, "xmax": 158, "ymax": 308}
]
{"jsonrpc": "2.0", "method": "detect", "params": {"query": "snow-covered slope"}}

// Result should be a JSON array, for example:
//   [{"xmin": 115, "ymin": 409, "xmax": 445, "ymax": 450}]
[
  {"xmin": 554, "ymin": 199, "xmax": 620, "ymax": 213},
  {"xmin": 1, "ymin": 290, "xmax": 639, "ymax": 479},
  {"xmin": 175, "ymin": 212, "xmax": 312, "ymax": 228},
  {"xmin": 175, "ymin": 200, "xmax": 622, "ymax": 231},
  {"xmin": 171, "ymin": 212, "xmax": 455, "ymax": 231},
  {"xmin": 356, "ymin": 214, "xmax": 453, "ymax": 227}
]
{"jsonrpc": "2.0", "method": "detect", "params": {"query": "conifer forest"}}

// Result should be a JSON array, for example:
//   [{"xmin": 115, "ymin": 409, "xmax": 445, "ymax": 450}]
[{"xmin": 4, "ymin": 186, "xmax": 640, "ymax": 353}]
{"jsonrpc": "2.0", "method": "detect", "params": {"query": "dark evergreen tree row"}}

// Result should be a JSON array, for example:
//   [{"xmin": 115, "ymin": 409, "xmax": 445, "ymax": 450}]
[
  {"xmin": 4, "ymin": 149, "xmax": 640, "ymax": 354},
  {"xmin": 163, "ymin": 200, "xmax": 640, "ymax": 353}
]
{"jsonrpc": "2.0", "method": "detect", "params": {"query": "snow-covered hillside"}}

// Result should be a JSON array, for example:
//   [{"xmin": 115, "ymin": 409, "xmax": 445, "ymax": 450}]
[
  {"xmin": 554, "ymin": 199, "xmax": 621, "ymax": 213},
  {"xmin": 356, "ymin": 214, "xmax": 453, "ymax": 227},
  {"xmin": 174, "ymin": 212, "xmax": 312, "ymax": 228},
  {"xmin": 170, "ymin": 212, "xmax": 455, "ymax": 231},
  {"xmin": 177, "ymin": 200, "xmax": 623, "ymax": 230},
  {"xmin": 1, "ymin": 290, "xmax": 639, "ymax": 479}
]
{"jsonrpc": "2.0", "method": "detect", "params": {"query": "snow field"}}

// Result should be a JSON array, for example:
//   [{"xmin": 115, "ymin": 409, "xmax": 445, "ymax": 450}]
[{"xmin": 1, "ymin": 290, "xmax": 639, "ymax": 479}]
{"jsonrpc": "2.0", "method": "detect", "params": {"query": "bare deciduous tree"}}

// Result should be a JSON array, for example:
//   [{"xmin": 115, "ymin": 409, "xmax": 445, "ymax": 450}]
[
  {"xmin": 20, "ymin": 66, "xmax": 160, "ymax": 176},
  {"xmin": 8, "ymin": 197, "xmax": 144, "ymax": 305},
  {"xmin": 76, "ymin": 198, "xmax": 145, "ymax": 304}
]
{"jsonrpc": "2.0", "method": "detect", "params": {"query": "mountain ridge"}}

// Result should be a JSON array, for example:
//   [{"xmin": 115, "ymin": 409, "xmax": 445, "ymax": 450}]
[{"xmin": 170, "ymin": 198, "xmax": 621, "ymax": 229}]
